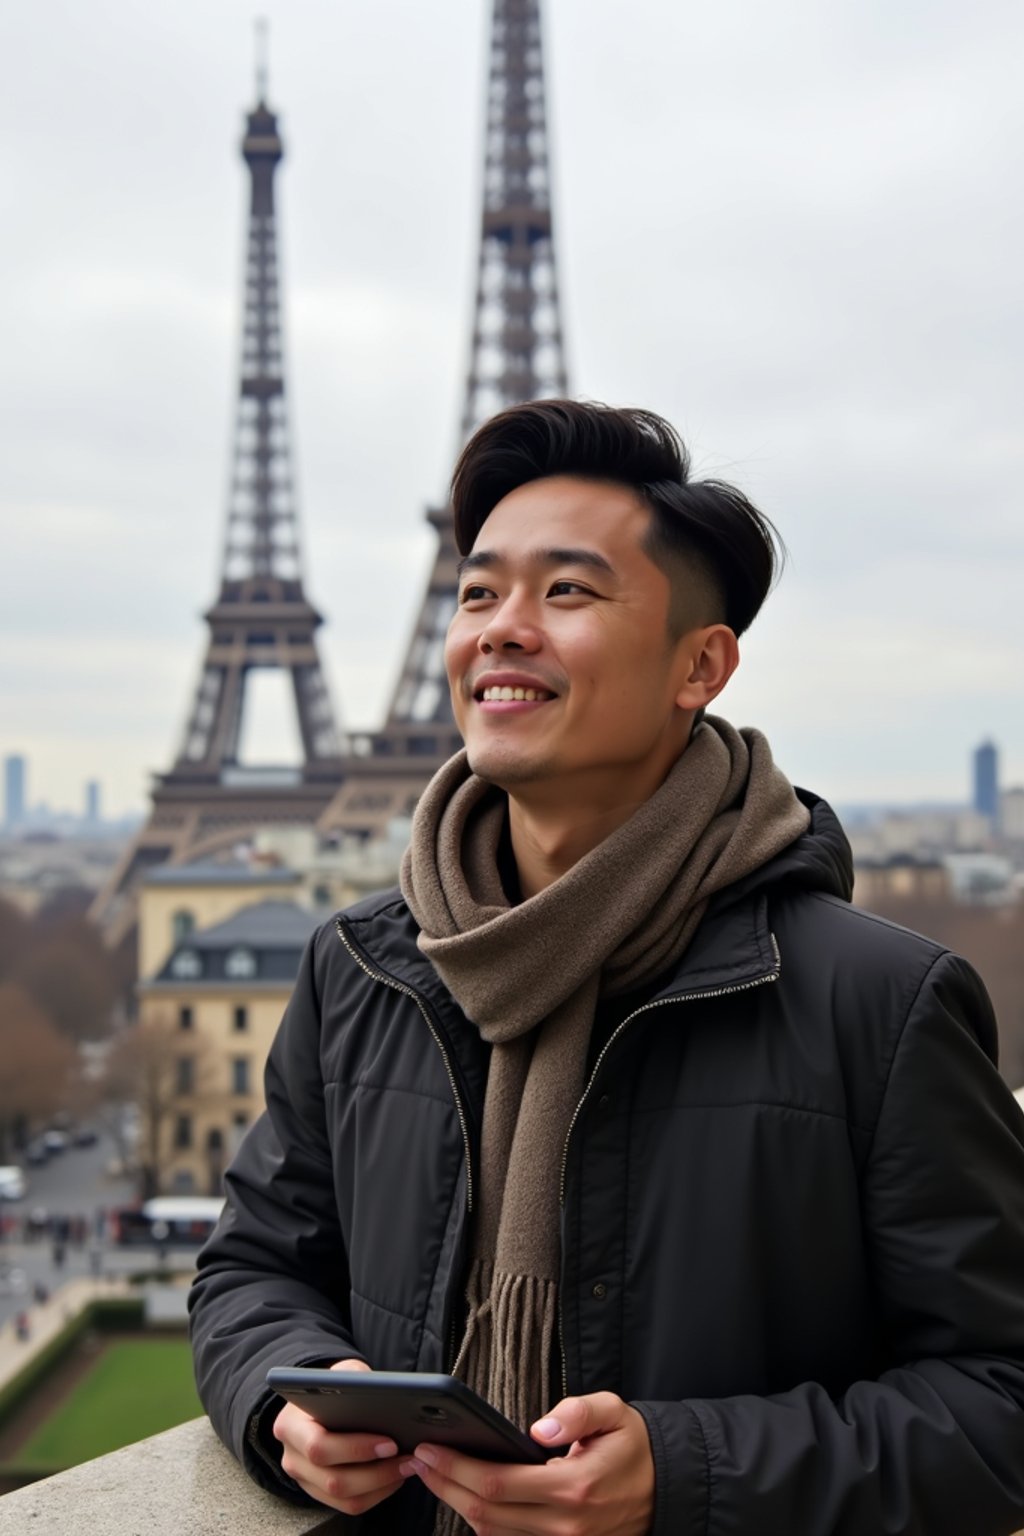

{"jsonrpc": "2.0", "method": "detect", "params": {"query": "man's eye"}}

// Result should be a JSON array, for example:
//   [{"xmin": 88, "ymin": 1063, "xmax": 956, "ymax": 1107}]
[
  {"xmin": 548, "ymin": 580, "xmax": 590, "ymax": 597},
  {"xmin": 459, "ymin": 585, "xmax": 493, "ymax": 604}
]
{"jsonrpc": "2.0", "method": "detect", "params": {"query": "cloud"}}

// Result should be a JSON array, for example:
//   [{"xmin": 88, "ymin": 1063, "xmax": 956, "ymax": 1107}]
[{"xmin": 1, "ymin": 0, "xmax": 1021, "ymax": 815}]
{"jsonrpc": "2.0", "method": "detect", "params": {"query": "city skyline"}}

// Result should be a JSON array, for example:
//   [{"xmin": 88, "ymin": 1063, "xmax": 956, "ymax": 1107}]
[{"xmin": 2, "ymin": 0, "xmax": 1022, "ymax": 816}]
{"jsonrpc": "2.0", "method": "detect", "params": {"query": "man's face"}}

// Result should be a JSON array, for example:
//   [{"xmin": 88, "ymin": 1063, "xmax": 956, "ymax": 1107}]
[{"xmin": 445, "ymin": 475, "xmax": 700, "ymax": 806}]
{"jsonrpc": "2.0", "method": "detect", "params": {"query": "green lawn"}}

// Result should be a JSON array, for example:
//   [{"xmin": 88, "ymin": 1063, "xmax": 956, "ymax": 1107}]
[{"xmin": 12, "ymin": 1338, "xmax": 202, "ymax": 1471}]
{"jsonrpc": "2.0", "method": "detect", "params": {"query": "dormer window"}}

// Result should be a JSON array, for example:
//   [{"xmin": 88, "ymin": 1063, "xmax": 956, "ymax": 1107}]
[
  {"xmin": 225, "ymin": 947, "xmax": 257, "ymax": 979},
  {"xmin": 171, "ymin": 948, "xmax": 202, "ymax": 980}
]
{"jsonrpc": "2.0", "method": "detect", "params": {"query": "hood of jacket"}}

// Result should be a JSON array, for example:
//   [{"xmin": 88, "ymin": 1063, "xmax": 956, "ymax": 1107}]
[{"xmin": 710, "ymin": 786, "xmax": 854, "ymax": 913}]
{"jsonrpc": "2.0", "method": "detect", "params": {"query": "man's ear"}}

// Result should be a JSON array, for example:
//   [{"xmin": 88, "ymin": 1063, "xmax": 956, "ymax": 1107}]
[{"xmin": 674, "ymin": 625, "xmax": 740, "ymax": 711}]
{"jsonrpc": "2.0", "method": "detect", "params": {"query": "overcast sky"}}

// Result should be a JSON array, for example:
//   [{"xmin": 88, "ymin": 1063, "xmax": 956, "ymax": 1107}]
[{"xmin": 2, "ymin": 0, "xmax": 1021, "ymax": 818}]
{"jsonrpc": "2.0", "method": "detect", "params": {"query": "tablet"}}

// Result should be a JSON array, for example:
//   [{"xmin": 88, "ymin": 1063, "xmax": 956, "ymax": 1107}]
[{"xmin": 265, "ymin": 1368, "xmax": 552, "ymax": 1464}]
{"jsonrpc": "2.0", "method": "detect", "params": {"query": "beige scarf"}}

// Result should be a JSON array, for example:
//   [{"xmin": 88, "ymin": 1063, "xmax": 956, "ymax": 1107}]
[{"xmin": 400, "ymin": 716, "xmax": 808, "ymax": 1534}]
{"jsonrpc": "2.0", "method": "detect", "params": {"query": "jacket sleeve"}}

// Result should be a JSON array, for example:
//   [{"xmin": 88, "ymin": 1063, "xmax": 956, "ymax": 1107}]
[
  {"xmin": 632, "ymin": 951, "xmax": 1024, "ymax": 1536},
  {"xmin": 188, "ymin": 928, "xmax": 365, "ymax": 1501}
]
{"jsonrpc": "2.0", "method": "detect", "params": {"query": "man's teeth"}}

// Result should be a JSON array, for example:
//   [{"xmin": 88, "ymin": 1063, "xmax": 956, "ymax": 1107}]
[{"xmin": 481, "ymin": 685, "xmax": 549, "ymax": 702}]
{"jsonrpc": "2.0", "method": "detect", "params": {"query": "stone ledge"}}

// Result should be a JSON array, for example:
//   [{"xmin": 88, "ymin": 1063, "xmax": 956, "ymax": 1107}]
[{"xmin": 0, "ymin": 1416, "xmax": 345, "ymax": 1535}]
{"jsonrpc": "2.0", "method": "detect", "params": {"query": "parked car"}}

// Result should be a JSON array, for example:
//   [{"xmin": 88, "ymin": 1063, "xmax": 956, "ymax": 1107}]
[
  {"xmin": 72, "ymin": 1127, "xmax": 99, "ymax": 1148},
  {"xmin": 42, "ymin": 1129, "xmax": 69, "ymax": 1154},
  {"xmin": 24, "ymin": 1141, "xmax": 49, "ymax": 1167},
  {"xmin": 0, "ymin": 1167, "xmax": 27, "ymax": 1202}
]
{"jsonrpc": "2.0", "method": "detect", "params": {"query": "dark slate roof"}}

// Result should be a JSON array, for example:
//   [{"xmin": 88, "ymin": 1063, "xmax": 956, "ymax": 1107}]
[
  {"xmin": 191, "ymin": 900, "xmax": 323, "ymax": 949},
  {"xmin": 152, "ymin": 900, "xmax": 328, "ymax": 985},
  {"xmin": 145, "ymin": 861, "xmax": 299, "ymax": 888}
]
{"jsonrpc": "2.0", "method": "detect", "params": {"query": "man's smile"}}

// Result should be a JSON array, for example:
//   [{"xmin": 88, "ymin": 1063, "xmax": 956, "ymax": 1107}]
[{"xmin": 471, "ymin": 672, "xmax": 559, "ymax": 708}]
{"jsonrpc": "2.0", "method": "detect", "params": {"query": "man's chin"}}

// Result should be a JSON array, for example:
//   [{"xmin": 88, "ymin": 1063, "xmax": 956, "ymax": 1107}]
[{"xmin": 465, "ymin": 746, "xmax": 553, "ymax": 789}]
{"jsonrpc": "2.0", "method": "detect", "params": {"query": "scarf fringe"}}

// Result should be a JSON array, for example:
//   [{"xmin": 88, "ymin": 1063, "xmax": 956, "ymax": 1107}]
[
  {"xmin": 434, "ymin": 1500, "xmax": 472, "ymax": 1536},
  {"xmin": 435, "ymin": 1258, "xmax": 558, "ymax": 1536}
]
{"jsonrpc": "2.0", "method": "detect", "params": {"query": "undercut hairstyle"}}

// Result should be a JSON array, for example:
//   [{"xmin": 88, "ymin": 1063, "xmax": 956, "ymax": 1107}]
[{"xmin": 450, "ymin": 399, "xmax": 784, "ymax": 638}]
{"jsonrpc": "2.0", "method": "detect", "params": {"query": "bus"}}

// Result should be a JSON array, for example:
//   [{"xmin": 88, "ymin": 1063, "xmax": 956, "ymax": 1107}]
[{"xmin": 111, "ymin": 1196, "xmax": 224, "ymax": 1246}]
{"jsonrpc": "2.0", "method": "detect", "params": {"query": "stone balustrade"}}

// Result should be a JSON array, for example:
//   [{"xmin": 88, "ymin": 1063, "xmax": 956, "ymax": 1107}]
[{"xmin": 0, "ymin": 1415, "xmax": 345, "ymax": 1535}]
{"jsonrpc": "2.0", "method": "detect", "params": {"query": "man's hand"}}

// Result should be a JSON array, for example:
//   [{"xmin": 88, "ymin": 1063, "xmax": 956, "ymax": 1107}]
[
  {"xmin": 272, "ymin": 1359, "xmax": 407, "ymax": 1516},
  {"xmin": 406, "ymin": 1390, "xmax": 655, "ymax": 1536}
]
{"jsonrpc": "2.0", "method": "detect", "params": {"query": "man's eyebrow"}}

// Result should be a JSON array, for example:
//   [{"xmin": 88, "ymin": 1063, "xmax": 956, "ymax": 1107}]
[{"xmin": 456, "ymin": 547, "xmax": 617, "ymax": 578}]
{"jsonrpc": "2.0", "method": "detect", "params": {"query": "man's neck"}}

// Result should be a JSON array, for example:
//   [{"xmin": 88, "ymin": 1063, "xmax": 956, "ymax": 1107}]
[
  {"xmin": 500, "ymin": 719, "xmax": 701, "ymax": 898},
  {"xmin": 507, "ymin": 787, "xmax": 654, "ymax": 898}
]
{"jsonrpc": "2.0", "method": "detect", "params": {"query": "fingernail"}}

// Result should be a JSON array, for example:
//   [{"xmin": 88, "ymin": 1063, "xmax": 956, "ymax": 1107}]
[
  {"xmin": 399, "ymin": 1459, "xmax": 419, "ymax": 1478},
  {"xmin": 374, "ymin": 1440, "xmax": 398, "ymax": 1458},
  {"xmin": 415, "ymin": 1446, "xmax": 438, "ymax": 1468},
  {"xmin": 533, "ymin": 1416, "xmax": 562, "ymax": 1439}
]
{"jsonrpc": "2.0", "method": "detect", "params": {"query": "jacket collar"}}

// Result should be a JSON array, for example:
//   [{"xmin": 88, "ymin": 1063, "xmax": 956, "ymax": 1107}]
[
  {"xmin": 650, "ymin": 890, "xmax": 780, "ymax": 1001},
  {"xmin": 340, "ymin": 881, "xmax": 780, "ymax": 1016}
]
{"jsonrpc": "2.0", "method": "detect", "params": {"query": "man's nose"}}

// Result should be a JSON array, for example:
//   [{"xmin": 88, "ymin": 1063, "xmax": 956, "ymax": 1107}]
[{"xmin": 478, "ymin": 594, "xmax": 542, "ymax": 654}]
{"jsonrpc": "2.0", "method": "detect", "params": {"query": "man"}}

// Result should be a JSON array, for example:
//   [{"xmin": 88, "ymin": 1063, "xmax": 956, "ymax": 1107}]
[{"xmin": 190, "ymin": 400, "xmax": 1024, "ymax": 1535}]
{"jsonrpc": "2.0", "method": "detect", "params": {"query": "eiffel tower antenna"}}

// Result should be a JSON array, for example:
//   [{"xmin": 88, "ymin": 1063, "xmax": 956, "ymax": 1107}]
[
  {"xmin": 255, "ymin": 16, "xmax": 269, "ymax": 105},
  {"xmin": 321, "ymin": 0, "xmax": 569, "ymax": 842},
  {"xmin": 93, "ymin": 62, "xmax": 345, "ymax": 938}
]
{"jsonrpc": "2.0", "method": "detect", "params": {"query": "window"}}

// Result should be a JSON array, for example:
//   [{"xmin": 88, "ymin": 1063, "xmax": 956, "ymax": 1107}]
[
  {"xmin": 174, "ymin": 1115, "xmax": 192, "ymax": 1149},
  {"xmin": 176, "ymin": 1057, "xmax": 194, "ymax": 1095},
  {"xmin": 172, "ymin": 910, "xmax": 195, "ymax": 945},
  {"xmin": 171, "ymin": 948, "xmax": 202, "ymax": 980},
  {"xmin": 231, "ymin": 1057, "xmax": 251, "ymax": 1095},
  {"xmin": 232, "ymin": 1005, "xmax": 248, "ymax": 1032},
  {"xmin": 225, "ymin": 947, "xmax": 257, "ymax": 979},
  {"xmin": 178, "ymin": 1005, "xmax": 194, "ymax": 1031}
]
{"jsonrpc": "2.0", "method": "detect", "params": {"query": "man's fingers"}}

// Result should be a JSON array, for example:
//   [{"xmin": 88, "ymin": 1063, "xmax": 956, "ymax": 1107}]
[
  {"xmin": 272, "ymin": 1404, "xmax": 397, "ymax": 1464},
  {"xmin": 531, "ymin": 1390, "xmax": 629, "ymax": 1447},
  {"xmin": 281, "ymin": 1445, "xmax": 406, "ymax": 1516}
]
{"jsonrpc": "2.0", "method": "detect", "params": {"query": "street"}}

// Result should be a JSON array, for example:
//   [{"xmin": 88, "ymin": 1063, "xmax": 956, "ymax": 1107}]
[{"xmin": 0, "ymin": 1124, "xmax": 191, "ymax": 1331}]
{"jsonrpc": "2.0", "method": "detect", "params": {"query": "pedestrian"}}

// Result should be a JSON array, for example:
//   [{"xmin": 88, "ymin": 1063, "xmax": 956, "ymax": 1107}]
[{"xmin": 190, "ymin": 400, "xmax": 1024, "ymax": 1535}]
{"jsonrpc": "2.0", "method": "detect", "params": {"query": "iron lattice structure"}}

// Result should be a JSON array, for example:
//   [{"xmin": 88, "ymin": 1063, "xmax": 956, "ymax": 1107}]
[
  {"xmin": 93, "ymin": 82, "xmax": 344, "ymax": 939},
  {"xmin": 172, "ymin": 94, "xmax": 343, "ymax": 780},
  {"xmin": 322, "ymin": 0, "xmax": 569, "ymax": 841}
]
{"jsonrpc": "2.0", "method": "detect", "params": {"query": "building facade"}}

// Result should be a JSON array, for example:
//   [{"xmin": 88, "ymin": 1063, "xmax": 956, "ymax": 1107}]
[{"xmin": 136, "ymin": 873, "xmax": 324, "ymax": 1195}]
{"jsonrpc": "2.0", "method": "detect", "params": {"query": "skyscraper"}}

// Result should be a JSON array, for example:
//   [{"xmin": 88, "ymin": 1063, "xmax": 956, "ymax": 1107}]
[
  {"xmin": 3, "ymin": 754, "xmax": 26, "ymax": 829},
  {"xmin": 85, "ymin": 779, "xmax": 101, "ymax": 826},
  {"xmin": 972, "ymin": 739, "xmax": 999, "ymax": 822}
]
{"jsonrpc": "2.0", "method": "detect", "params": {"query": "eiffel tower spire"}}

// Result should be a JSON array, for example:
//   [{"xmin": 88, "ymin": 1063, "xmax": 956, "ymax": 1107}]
[
  {"xmin": 461, "ymin": 0, "xmax": 569, "ymax": 440},
  {"xmin": 93, "ymin": 62, "xmax": 344, "ymax": 938},
  {"xmin": 321, "ymin": 0, "xmax": 569, "ymax": 844}
]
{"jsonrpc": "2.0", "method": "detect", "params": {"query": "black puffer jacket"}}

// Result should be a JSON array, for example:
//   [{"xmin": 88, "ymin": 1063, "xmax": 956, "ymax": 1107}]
[{"xmin": 190, "ymin": 794, "xmax": 1024, "ymax": 1535}]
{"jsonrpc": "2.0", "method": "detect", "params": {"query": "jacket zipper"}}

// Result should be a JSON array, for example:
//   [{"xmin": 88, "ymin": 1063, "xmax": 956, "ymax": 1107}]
[
  {"xmin": 335, "ymin": 917, "xmax": 781, "ymax": 1400},
  {"xmin": 334, "ymin": 919, "xmax": 475, "ymax": 1216},
  {"xmin": 556, "ymin": 932, "xmax": 782, "ymax": 1397}
]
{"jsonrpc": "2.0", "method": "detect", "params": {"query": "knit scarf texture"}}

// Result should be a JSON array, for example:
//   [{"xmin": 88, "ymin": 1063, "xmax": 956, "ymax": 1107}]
[{"xmin": 399, "ymin": 715, "xmax": 808, "ymax": 1536}]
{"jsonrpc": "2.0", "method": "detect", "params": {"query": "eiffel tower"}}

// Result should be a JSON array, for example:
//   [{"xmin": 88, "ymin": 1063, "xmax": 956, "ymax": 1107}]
[
  {"xmin": 320, "ymin": 0, "xmax": 569, "ymax": 842},
  {"xmin": 93, "ymin": 57, "xmax": 344, "ymax": 939}
]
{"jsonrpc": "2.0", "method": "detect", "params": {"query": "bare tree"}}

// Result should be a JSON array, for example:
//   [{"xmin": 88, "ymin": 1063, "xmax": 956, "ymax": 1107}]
[
  {"xmin": 0, "ymin": 983, "xmax": 76, "ymax": 1160},
  {"xmin": 0, "ymin": 898, "xmax": 31, "ymax": 981},
  {"xmin": 99, "ymin": 1009, "xmax": 219, "ymax": 1198},
  {"xmin": 14, "ymin": 929, "xmax": 120, "ymax": 1043}
]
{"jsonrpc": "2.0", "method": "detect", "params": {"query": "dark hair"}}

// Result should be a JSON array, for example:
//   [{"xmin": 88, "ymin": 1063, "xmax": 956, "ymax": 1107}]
[{"xmin": 450, "ymin": 399, "xmax": 783, "ymax": 637}]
